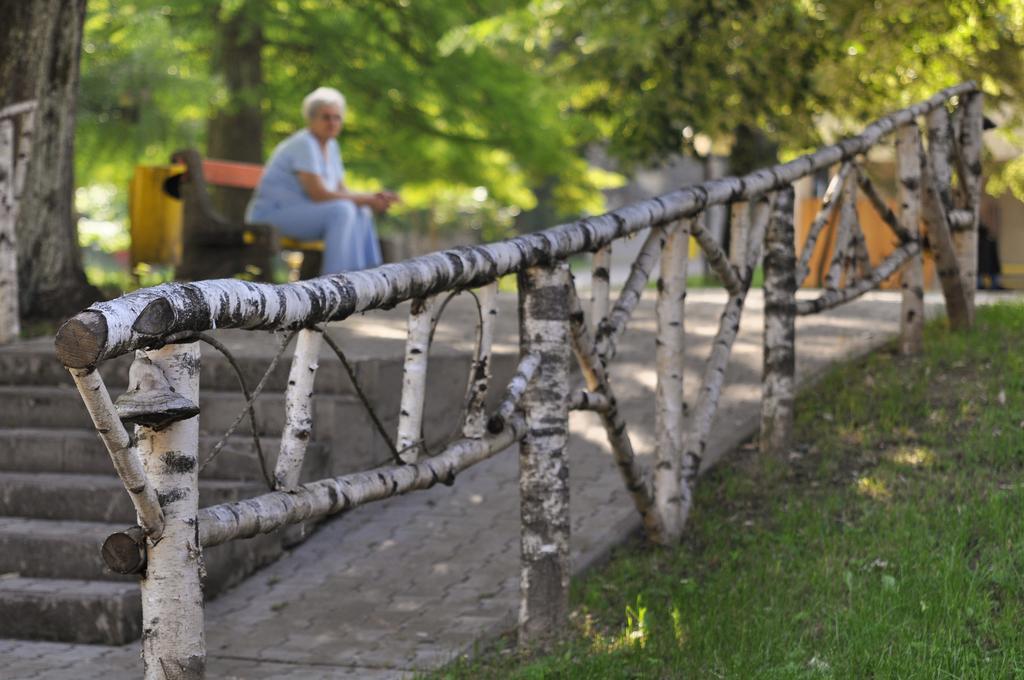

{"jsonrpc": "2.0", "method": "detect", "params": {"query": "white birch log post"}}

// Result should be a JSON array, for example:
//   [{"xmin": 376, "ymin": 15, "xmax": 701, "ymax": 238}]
[
  {"xmin": 796, "ymin": 162, "xmax": 853, "ymax": 286},
  {"xmin": 517, "ymin": 262, "xmax": 572, "ymax": 650},
  {"xmin": 923, "ymin": 105, "xmax": 972, "ymax": 330},
  {"xmin": 591, "ymin": 244, "xmax": 611, "ymax": 328},
  {"xmin": 896, "ymin": 124, "xmax": 925, "ymax": 355},
  {"xmin": 54, "ymin": 84, "xmax": 979, "ymax": 370},
  {"xmin": 957, "ymin": 91, "xmax": 984, "ymax": 309},
  {"xmin": 568, "ymin": 287, "xmax": 662, "ymax": 541},
  {"xmin": 463, "ymin": 282, "xmax": 498, "ymax": 439},
  {"xmin": 275, "ymin": 328, "xmax": 323, "ymax": 491},
  {"xmin": 760, "ymin": 186, "xmax": 797, "ymax": 457},
  {"xmin": 397, "ymin": 295, "xmax": 440, "ymax": 462},
  {"xmin": 136, "ymin": 343, "xmax": 204, "ymax": 680},
  {"xmin": 0, "ymin": 119, "xmax": 18, "ymax": 344},
  {"xmin": 728, "ymin": 201, "xmax": 748, "ymax": 267},
  {"xmin": 653, "ymin": 219, "xmax": 691, "ymax": 543},
  {"xmin": 68, "ymin": 367, "xmax": 165, "ymax": 537}
]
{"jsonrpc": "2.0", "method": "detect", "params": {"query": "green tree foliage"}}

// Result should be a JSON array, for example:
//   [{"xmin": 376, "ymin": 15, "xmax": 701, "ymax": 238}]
[
  {"xmin": 77, "ymin": 0, "xmax": 612, "ymax": 234},
  {"xmin": 78, "ymin": 0, "xmax": 1024, "ymax": 228}
]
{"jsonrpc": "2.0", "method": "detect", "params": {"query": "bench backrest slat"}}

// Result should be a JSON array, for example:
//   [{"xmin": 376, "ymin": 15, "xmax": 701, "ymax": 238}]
[{"xmin": 201, "ymin": 159, "xmax": 263, "ymax": 189}]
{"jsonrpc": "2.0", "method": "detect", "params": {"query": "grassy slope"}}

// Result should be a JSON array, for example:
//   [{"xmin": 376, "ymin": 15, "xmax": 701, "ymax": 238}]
[{"xmin": 435, "ymin": 301, "xmax": 1024, "ymax": 679}]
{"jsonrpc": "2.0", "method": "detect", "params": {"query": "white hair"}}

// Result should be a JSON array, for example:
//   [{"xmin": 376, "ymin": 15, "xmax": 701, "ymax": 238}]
[{"xmin": 302, "ymin": 87, "xmax": 347, "ymax": 121}]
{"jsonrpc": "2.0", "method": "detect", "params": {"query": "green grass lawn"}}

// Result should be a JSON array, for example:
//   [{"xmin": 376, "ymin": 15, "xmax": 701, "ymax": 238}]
[{"xmin": 434, "ymin": 301, "xmax": 1024, "ymax": 679}]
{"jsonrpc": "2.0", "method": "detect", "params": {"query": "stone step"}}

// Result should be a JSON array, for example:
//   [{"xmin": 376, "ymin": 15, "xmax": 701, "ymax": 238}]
[
  {"xmin": 0, "ymin": 428, "xmax": 330, "ymax": 483},
  {"xmin": 0, "ymin": 385, "xmax": 361, "ymax": 438},
  {"xmin": 0, "ymin": 472, "xmax": 262, "ymax": 524},
  {"xmin": 0, "ymin": 516, "xmax": 283, "ymax": 596},
  {"xmin": 0, "ymin": 334, "xmax": 480, "ymax": 398},
  {"xmin": 0, "ymin": 577, "xmax": 141, "ymax": 645}
]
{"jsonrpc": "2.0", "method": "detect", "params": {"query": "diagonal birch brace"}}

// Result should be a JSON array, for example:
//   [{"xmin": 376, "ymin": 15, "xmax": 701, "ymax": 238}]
[
  {"xmin": 568, "ymin": 285, "xmax": 661, "ymax": 542},
  {"xmin": 760, "ymin": 187, "xmax": 797, "ymax": 457},
  {"xmin": 594, "ymin": 224, "xmax": 672, "ymax": 365},
  {"xmin": 275, "ymin": 327, "xmax": 324, "ymax": 490},
  {"xmin": 68, "ymin": 367, "xmax": 165, "ymax": 538},
  {"xmin": 517, "ymin": 262, "xmax": 572, "ymax": 650},
  {"xmin": 463, "ymin": 282, "xmax": 499, "ymax": 438},
  {"xmin": 397, "ymin": 295, "xmax": 441, "ymax": 461},
  {"xmin": 691, "ymin": 218, "xmax": 742, "ymax": 296},
  {"xmin": 486, "ymin": 351, "xmax": 541, "ymax": 435},
  {"xmin": 796, "ymin": 162, "xmax": 854, "ymax": 286},
  {"xmin": 679, "ymin": 192, "xmax": 772, "ymax": 527}
]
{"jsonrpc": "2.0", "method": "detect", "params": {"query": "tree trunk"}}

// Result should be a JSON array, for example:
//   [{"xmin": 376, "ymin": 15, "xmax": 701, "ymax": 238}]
[
  {"xmin": 0, "ymin": 0, "xmax": 98, "ymax": 320},
  {"xmin": 207, "ymin": 2, "xmax": 264, "ymax": 222}
]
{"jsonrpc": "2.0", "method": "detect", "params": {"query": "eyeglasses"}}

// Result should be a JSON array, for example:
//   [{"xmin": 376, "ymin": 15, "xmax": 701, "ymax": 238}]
[{"xmin": 318, "ymin": 113, "xmax": 343, "ymax": 122}]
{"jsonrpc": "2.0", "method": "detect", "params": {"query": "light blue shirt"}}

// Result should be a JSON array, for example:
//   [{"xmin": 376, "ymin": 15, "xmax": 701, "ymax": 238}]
[{"xmin": 246, "ymin": 129, "xmax": 345, "ymax": 221}]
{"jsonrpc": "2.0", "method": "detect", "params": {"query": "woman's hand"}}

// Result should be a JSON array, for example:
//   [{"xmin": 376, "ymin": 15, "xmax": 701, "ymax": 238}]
[{"xmin": 367, "ymin": 191, "xmax": 400, "ymax": 214}]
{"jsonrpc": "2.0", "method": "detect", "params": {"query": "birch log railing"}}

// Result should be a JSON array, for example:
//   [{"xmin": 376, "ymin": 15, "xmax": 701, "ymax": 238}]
[
  {"xmin": 54, "ymin": 83, "xmax": 984, "ymax": 678},
  {"xmin": 0, "ymin": 100, "xmax": 37, "ymax": 345}
]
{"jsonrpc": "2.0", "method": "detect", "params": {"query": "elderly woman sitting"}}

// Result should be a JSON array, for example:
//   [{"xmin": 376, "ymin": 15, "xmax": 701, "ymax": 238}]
[{"xmin": 246, "ymin": 87, "xmax": 399, "ymax": 275}]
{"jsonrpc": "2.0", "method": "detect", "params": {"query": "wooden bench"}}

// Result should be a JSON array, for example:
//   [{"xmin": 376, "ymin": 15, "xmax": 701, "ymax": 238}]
[{"xmin": 169, "ymin": 148, "xmax": 326, "ymax": 281}]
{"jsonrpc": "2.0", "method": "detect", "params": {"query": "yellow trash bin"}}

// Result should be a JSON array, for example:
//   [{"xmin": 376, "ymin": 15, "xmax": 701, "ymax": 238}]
[{"xmin": 129, "ymin": 165, "xmax": 184, "ymax": 269}]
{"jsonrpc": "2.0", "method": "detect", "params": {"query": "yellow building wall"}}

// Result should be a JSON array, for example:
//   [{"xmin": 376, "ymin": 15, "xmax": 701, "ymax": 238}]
[{"xmin": 796, "ymin": 197, "xmax": 936, "ymax": 290}]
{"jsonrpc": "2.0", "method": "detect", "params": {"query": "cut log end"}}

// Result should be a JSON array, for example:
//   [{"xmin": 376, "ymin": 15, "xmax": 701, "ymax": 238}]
[
  {"xmin": 54, "ymin": 311, "xmax": 108, "ymax": 369},
  {"xmin": 102, "ymin": 527, "xmax": 147, "ymax": 575}
]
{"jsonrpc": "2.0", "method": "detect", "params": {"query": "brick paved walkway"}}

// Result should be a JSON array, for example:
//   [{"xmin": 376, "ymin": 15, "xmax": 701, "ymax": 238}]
[{"xmin": 1, "ymin": 289, "xmax": 972, "ymax": 678}]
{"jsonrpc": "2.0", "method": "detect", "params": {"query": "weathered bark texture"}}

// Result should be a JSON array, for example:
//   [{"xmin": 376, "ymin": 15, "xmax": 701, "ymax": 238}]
[
  {"xmin": 276, "ymin": 328, "xmax": 323, "ymax": 491},
  {"xmin": 922, "ymin": 106, "xmax": 972, "ymax": 330},
  {"xmin": 200, "ymin": 418, "xmax": 525, "ymax": 547},
  {"xmin": 487, "ymin": 351, "xmax": 540, "ymax": 435},
  {"xmin": 896, "ymin": 124, "xmax": 924, "ymax": 355},
  {"xmin": 463, "ymin": 283, "xmax": 498, "ymax": 439},
  {"xmin": 653, "ymin": 219, "xmax": 691, "ymax": 544},
  {"xmin": 517, "ymin": 263, "xmax": 571, "ymax": 650},
  {"xmin": 55, "ymin": 83, "xmax": 979, "ymax": 368},
  {"xmin": 796, "ymin": 162, "xmax": 853, "ymax": 285},
  {"xmin": 760, "ymin": 187, "xmax": 797, "ymax": 457},
  {"xmin": 590, "ymin": 244, "xmax": 611, "ymax": 328},
  {"xmin": 68, "ymin": 367, "xmax": 165, "ymax": 538},
  {"xmin": 397, "ymin": 296, "xmax": 440, "ymax": 462},
  {"xmin": 137, "ymin": 343, "xmax": 204, "ymax": 680},
  {"xmin": 955, "ymin": 92, "xmax": 984, "ymax": 313},
  {"xmin": 0, "ymin": 0, "xmax": 97, "ymax": 319},
  {"xmin": 568, "ymin": 287, "xmax": 661, "ymax": 540}
]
